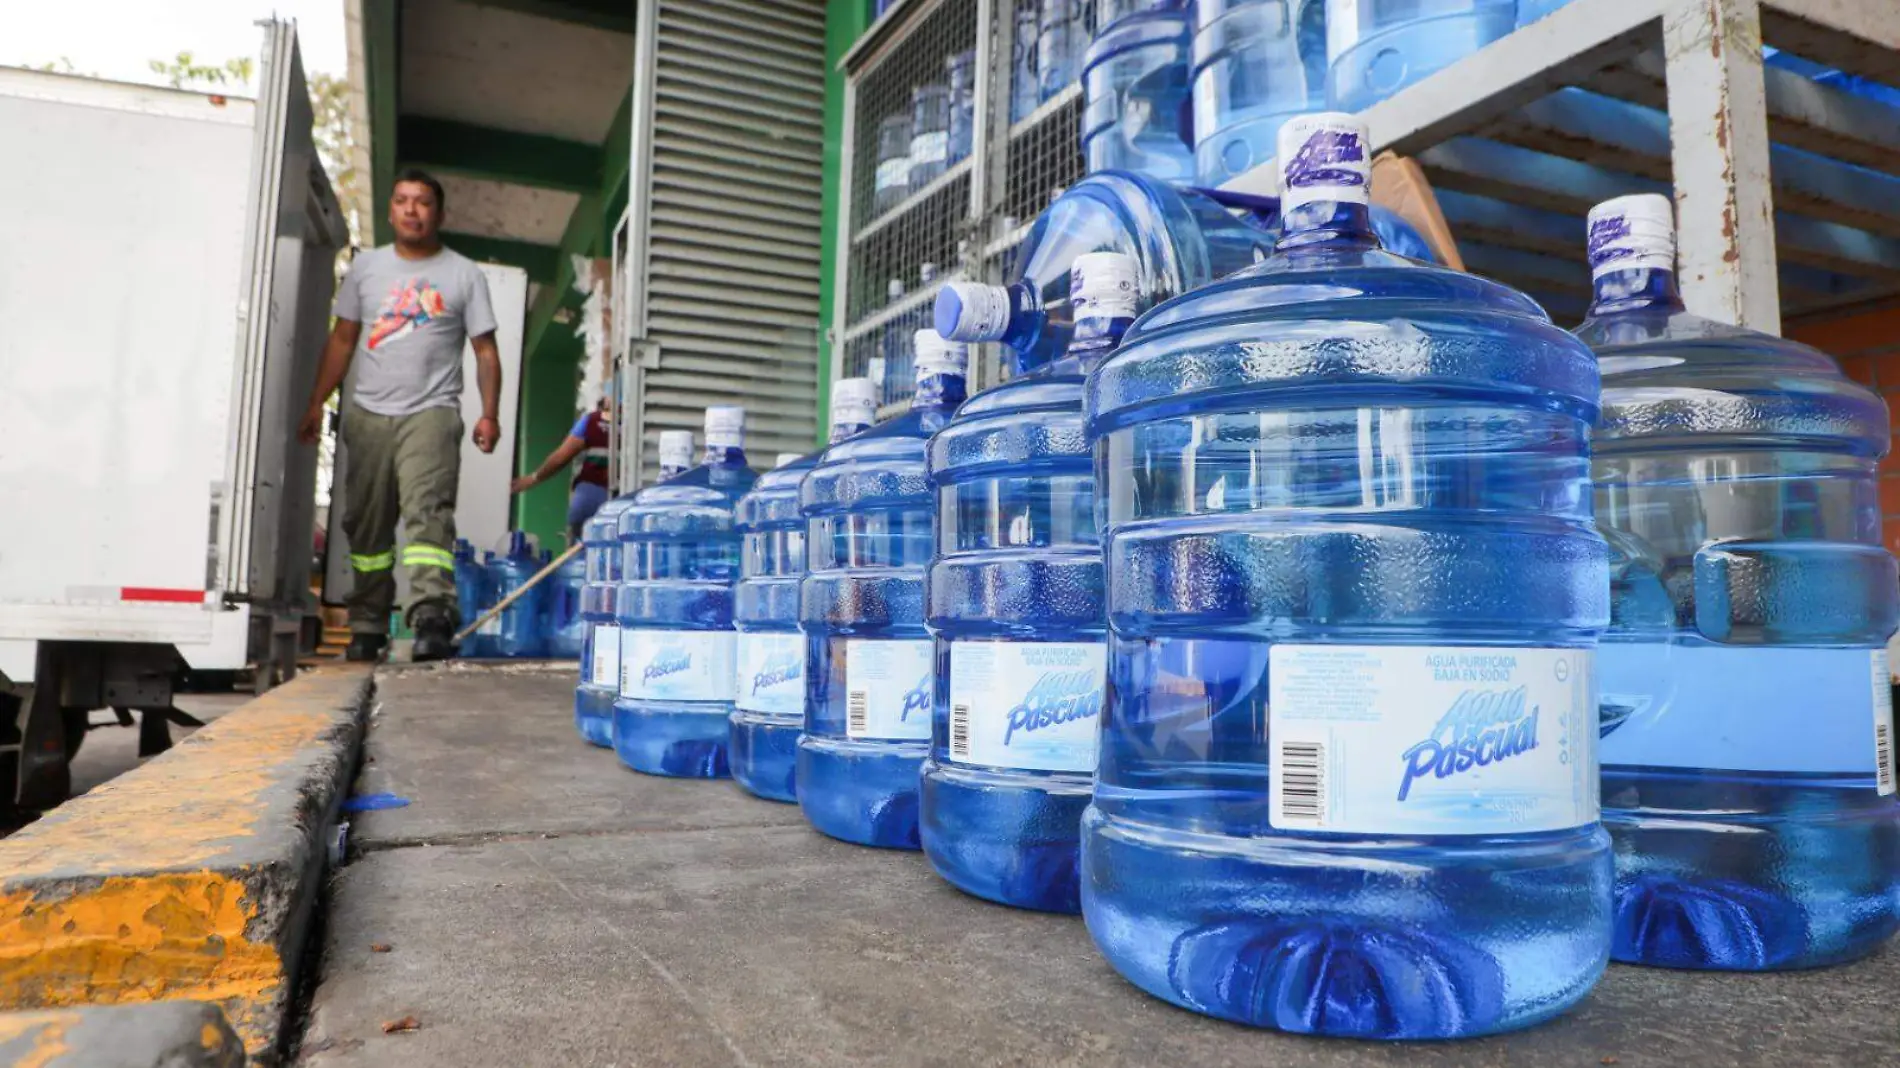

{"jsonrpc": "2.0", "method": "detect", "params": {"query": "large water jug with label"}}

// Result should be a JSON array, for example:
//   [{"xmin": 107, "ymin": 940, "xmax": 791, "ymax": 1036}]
[
  {"xmin": 613, "ymin": 407, "xmax": 757, "ymax": 778},
  {"xmin": 935, "ymin": 171, "xmax": 1274, "ymax": 371},
  {"xmin": 1081, "ymin": 114, "xmax": 1611, "ymax": 1038},
  {"xmin": 921, "ymin": 253, "xmax": 1133, "ymax": 913},
  {"xmin": 1576, "ymin": 194, "xmax": 1900, "ymax": 971},
  {"xmin": 1082, "ymin": 0, "xmax": 1195, "ymax": 182},
  {"xmin": 799, "ymin": 336, "xmax": 968, "ymax": 847},
  {"xmin": 484, "ymin": 532, "xmax": 548, "ymax": 659},
  {"xmin": 729, "ymin": 382, "xmax": 878, "ymax": 803},
  {"xmin": 1326, "ymin": 0, "xmax": 1516, "ymax": 113},
  {"xmin": 1190, "ymin": 0, "xmax": 1325, "ymax": 186},
  {"xmin": 576, "ymin": 497, "xmax": 636, "ymax": 746}
]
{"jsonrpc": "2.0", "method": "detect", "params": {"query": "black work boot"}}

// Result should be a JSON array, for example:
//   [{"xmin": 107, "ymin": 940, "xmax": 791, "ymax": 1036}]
[
  {"xmin": 411, "ymin": 606, "xmax": 457, "ymax": 663},
  {"xmin": 345, "ymin": 633, "xmax": 388, "ymax": 663}
]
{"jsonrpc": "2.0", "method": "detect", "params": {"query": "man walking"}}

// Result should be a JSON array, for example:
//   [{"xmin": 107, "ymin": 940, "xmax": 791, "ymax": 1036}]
[{"xmin": 299, "ymin": 169, "xmax": 502, "ymax": 662}]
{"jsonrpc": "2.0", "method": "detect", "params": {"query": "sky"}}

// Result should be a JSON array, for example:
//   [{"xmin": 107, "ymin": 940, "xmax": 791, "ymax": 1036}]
[{"xmin": 1, "ymin": 0, "xmax": 348, "ymax": 84}]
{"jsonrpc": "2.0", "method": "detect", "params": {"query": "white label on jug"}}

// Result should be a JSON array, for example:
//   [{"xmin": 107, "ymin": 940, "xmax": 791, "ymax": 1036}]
[
  {"xmin": 619, "ymin": 628, "xmax": 737, "ymax": 702},
  {"xmin": 875, "ymin": 158, "xmax": 910, "ymax": 194},
  {"xmin": 590, "ymin": 625, "xmax": 621, "ymax": 688},
  {"xmin": 1268, "ymin": 645, "xmax": 1597, "ymax": 835},
  {"xmin": 843, "ymin": 638, "xmax": 934, "ymax": 740},
  {"xmin": 736, "ymin": 631, "xmax": 807, "ymax": 718},
  {"xmin": 910, "ymin": 130, "xmax": 948, "ymax": 167},
  {"xmin": 1874, "ymin": 649, "xmax": 1894, "ymax": 795},
  {"xmin": 948, "ymin": 641, "xmax": 1103, "ymax": 772}
]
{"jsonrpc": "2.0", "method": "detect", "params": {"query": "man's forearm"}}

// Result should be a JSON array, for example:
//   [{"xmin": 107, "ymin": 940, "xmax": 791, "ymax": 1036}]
[
  {"xmin": 473, "ymin": 337, "xmax": 502, "ymax": 421},
  {"xmin": 306, "ymin": 336, "xmax": 354, "ymax": 412}
]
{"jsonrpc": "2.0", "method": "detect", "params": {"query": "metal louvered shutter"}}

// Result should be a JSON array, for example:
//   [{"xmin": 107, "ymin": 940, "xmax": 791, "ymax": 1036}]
[{"xmin": 620, "ymin": 0, "xmax": 826, "ymax": 482}]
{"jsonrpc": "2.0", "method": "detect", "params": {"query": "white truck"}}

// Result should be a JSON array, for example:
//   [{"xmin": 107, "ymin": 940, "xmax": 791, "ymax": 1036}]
[{"xmin": 0, "ymin": 22, "xmax": 346, "ymax": 808}]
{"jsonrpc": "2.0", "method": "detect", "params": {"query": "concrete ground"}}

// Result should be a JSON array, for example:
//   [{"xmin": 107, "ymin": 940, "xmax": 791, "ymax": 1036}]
[{"xmin": 295, "ymin": 663, "xmax": 1899, "ymax": 1068}]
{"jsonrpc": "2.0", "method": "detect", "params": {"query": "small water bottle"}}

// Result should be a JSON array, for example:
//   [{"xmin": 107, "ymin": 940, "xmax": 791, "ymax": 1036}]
[
  {"xmin": 1577, "ymin": 194, "xmax": 1900, "ymax": 971},
  {"xmin": 1080, "ymin": 113, "xmax": 1611, "ymax": 1039},
  {"xmin": 799, "ymin": 336, "xmax": 968, "ymax": 848}
]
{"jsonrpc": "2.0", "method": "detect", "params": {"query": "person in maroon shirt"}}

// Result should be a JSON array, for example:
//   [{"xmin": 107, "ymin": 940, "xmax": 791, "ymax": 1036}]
[{"xmin": 511, "ymin": 398, "xmax": 612, "ymax": 540}]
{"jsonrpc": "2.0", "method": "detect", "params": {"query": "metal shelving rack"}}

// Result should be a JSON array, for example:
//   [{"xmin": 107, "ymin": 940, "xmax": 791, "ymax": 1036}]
[
  {"xmin": 1220, "ymin": 0, "xmax": 1900, "ymax": 333},
  {"xmin": 833, "ymin": 0, "xmax": 1094, "ymax": 412}
]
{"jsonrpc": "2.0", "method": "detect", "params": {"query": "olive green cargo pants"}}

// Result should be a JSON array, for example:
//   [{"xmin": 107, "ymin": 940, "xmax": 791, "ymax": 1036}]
[{"xmin": 340, "ymin": 404, "xmax": 462, "ymax": 635}]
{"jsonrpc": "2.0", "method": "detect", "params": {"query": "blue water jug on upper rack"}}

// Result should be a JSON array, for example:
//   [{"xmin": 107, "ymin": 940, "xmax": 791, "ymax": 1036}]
[
  {"xmin": 1327, "ymin": 0, "xmax": 1517, "ymax": 113},
  {"xmin": 1575, "ymin": 193, "xmax": 1900, "ymax": 972},
  {"xmin": 1190, "ymin": 0, "xmax": 1325, "ymax": 186},
  {"xmin": 1080, "ymin": 113, "xmax": 1611, "ymax": 1039},
  {"xmin": 1081, "ymin": 0, "xmax": 1196, "ymax": 181},
  {"xmin": 936, "ymin": 171, "xmax": 1275, "ymax": 371}
]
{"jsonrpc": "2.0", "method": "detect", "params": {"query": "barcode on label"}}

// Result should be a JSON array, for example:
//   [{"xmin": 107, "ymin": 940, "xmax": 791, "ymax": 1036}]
[
  {"xmin": 1877, "ymin": 720, "xmax": 1894, "ymax": 795},
  {"xmin": 950, "ymin": 703, "xmax": 971, "ymax": 759},
  {"xmin": 847, "ymin": 689, "xmax": 869, "ymax": 736},
  {"xmin": 1277, "ymin": 740, "xmax": 1325, "ymax": 825}
]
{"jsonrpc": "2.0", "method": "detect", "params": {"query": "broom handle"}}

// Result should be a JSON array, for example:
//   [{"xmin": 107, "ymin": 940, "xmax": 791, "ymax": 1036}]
[{"xmin": 453, "ymin": 542, "xmax": 585, "ymax": 644}]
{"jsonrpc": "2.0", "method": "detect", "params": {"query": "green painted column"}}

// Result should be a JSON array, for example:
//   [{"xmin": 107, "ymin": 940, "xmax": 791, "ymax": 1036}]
[{"xmin": 816, "ymin": 0, "xmax": 874, "ymax": 446}]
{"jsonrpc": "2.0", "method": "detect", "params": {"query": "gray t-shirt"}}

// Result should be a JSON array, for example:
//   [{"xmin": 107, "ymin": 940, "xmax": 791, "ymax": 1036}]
[{"xmin": 333, "ymin": 246, "xmax": 498, "ymax": 417}]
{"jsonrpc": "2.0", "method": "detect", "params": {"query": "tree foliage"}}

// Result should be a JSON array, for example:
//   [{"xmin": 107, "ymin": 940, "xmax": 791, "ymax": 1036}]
[{"xmin": 148, "ymin": 50, "xmax": 254, "ymax": 89}]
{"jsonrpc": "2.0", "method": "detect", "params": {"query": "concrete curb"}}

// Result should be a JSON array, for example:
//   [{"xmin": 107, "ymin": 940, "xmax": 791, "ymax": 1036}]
[
  {"xmin": 0, "ymin": 1002, "xmax": 243, "ymax": 1067},
  {"xmin": 0, "ymin": 665, "xmax": 372, "ymax": 1062}
]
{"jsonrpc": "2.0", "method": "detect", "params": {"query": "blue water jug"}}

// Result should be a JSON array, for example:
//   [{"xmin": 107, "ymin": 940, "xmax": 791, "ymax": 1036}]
[
  {"xmin": 910, "ymin": 82, "xmax": 952, "ymax": 188},
  {"xmin": 576, "ymin": 497, "xmax": 634, "ymax": 746},
  {"xmin": 921, "ymin": 253, "xmax": 1132, "ymax": 913},
  {"xmin": 731, "ymin": 385, "xmax": 879, "ymax": 804},
  {"xmin": 1012, "ymin": 1, "xmax": 1043, "ymax": 123},
  {"xmin": 1038, "ymin": 0, "xmax": 1088, "ymax": 102},
  {"xmin": 1081, "ymin": 113, "xmax": 1611, "ymax": 1038},
  {"xmin": 613, "ymin": 407, "xmax": 757, "ymax": 778},
  {"xmin": 1190, "ymin": 0, "xmax": 1325, "ymax": 186},
  {"xmin": 1082, "ymin": 0, "xmax": 1194, "ymax": 182},
  {"xmin": 486, "ymin": 532, "xmax": 548, "ymax": 659},
  {"xmin": 453, "ymin": 540, "xmax": 488, "ymax": 658},
  {"xmin": 947, "ymin": 50, "xmax": 977, "ymax": 165},
  {"xmin": 1326, "ymin": 0, "xmax": 1515, "ymax": 113},
  {"xmin": 1576, "ymin": 194, "xmax": 1900, "ymax": 971},
  {"xmin": 545, "ymin": 549, "xmax": 588, "ymax": 660},
  {"xmin": 799, "ymin": 335, "xmax": 968, "ymax": 848},
  {"xmin": 935, "ymin": 171, "xmax": 1274, "ymax": 372}
]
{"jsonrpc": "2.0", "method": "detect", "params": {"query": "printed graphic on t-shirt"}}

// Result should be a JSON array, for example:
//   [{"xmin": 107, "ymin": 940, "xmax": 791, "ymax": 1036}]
[{"xmin": 367, "ymin": 279, "xmax": 447, "ymax": 350}]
